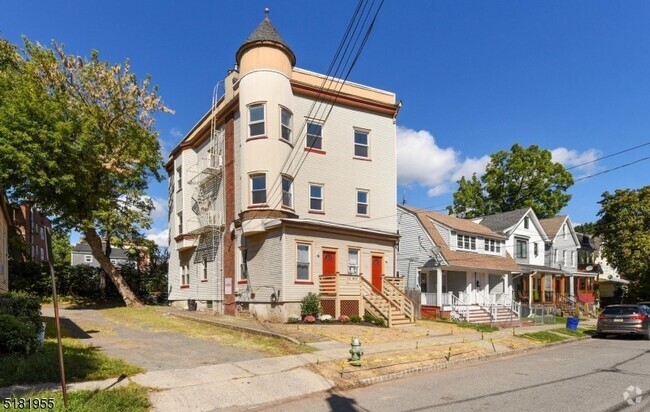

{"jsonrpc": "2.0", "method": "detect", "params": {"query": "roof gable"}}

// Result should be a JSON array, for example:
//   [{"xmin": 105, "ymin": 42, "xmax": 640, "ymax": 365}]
[{"xmin": 476, "ymin": 208, "xmax": 549, "ymax": 241}]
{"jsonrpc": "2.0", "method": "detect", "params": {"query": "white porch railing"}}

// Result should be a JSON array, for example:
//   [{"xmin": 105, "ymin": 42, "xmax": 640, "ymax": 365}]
[
  {"xmin": 421, "ymin": 292, "xmax": 451, "ymax": 306},
  {"xmin": 450, "ymin": 293, "xmax": 469, "ymax": 321},
  {"xmin": 501, "ymin": 294, "xmax": 521, "ymax": 319}
]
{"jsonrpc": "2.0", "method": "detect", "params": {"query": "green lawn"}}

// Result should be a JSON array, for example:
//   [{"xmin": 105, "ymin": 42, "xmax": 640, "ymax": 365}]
[
  {"xmin": 520, "ymin": 331, "xmax": 569, "ymax": 343},
  {"xmin": 0, "ymin": 317, "xmax": 142, "ymax": 387},
  {"xmin": 551, "ymin": 327, "xmax": 587, "ymax": 337},
  {"xmin": 5, "ymin": 384, "xmax": 150, "ymax": 412}
]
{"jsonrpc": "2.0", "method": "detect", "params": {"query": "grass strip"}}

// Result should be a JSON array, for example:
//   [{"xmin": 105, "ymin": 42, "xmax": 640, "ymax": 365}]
[{"xmin": 520, "ymin": 331, "xmax": 569, "ymax": 343}]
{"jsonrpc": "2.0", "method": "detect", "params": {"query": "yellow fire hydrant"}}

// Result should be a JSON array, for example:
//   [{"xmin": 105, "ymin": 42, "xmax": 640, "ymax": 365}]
[{"xmin": 349, "ymin": 337, "xmax": 364, "ymax": 366}]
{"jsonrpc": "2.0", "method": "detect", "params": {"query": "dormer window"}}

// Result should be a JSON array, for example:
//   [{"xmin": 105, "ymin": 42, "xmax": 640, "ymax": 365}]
[
  {"xmin": 524, "ymin": 216, "xmax": 530, "ymax": 229},
  {"xmin": 457, "ymin": 234, "xmax": 476, "ymax": 251},
  {"xmin": 484, "ymin": 239, "xmax": 502, "ymax": 253}
]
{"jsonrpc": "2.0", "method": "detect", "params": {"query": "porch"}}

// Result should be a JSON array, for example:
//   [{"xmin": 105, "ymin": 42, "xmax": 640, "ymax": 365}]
[
  {"xmin": 513, "ymin": 270, "xmax": 598, "ymax": 315},
  {"xmin": 417, "ymin": 268, "xmax": 520, "ymax": 324},
  {"xmin": 318, "ymin": 274, "xmax": 415, "ymax": 327}
]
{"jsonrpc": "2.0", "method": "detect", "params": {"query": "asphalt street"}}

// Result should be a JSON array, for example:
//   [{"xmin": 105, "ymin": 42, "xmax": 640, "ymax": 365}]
[{"xmin": 251, "ymin": 336, "xmax": 650, "ymax": 412}]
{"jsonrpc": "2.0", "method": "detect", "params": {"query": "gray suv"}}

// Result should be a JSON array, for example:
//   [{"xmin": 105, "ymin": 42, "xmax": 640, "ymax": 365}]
[{"xmin": 596, "ymin": 304, "xmax": 650, "ymax": 340}]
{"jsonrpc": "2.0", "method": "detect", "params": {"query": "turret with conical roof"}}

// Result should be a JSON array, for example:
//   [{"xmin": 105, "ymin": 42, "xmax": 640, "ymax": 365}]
[{"xmin": 236, "ymin": 9, "xmax": 296, "ymax": 77}]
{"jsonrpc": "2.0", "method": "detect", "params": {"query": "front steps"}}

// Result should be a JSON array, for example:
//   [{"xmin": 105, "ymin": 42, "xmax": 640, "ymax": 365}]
[{"xmin": 461, "ymin": 305, "xmax": 520, "ymax": 324}]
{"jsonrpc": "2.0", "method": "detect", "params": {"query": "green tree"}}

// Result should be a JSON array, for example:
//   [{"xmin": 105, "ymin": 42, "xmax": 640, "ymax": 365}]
[
  {"xmin": 50, "ymin": 227, "xmax": 72, "ymax": 266},
  {"xmin": 448, "ymin": 144, "xmax": 574, "ymax": 218},
  {"xmin": 0, "ymin": 38, "xmax": 172, "ymax": 306},
  {"xmin": 595, "ymin": 186, "xmax": 650, "ymax": 295},
  {"xmin": 574, "ymin": 222, "xmax": 596, "ymax": 235}
]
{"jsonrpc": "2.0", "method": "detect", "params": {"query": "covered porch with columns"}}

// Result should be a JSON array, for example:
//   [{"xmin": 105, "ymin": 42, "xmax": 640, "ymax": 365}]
[{"xmin": 418, "ymin": 266, "xmax": 517, "ymax": 311}]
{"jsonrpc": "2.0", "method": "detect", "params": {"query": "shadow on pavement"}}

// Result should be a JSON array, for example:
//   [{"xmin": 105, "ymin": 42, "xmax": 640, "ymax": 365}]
[
  {"xmin": 326, "ymin": 390, "xmax": 365, "ymax": 412},
  {"xmin": 42, "ymin": 316, "xmax": 93, "ymax": 339}
]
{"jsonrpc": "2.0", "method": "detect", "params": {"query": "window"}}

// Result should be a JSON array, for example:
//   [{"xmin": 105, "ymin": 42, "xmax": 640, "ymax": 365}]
[
  {"xmin": 177, "ymin": 212, "xmax": 183, "ymax": 235},
  {"xmin": 282, "ymin": 176, "xmax": 293, "ymax": 208},
  {"xmin": 306, "ymin": 122, "xmax": 323, "ymax": 150},
  {"xmin": 570, "ymin": 251, "xmax": 575, "ymax": 267},
  {"xmin": 249, "ymin": 104, "xmax": 265, "ymax": 137},
  {"xmin": 562, "ymin": 250, "xmax": 566, "ymax": 266},
  {"xmin": 309, "ymin": 184, "xmax": 323, "ymax": 211},
  {"xmin": 181, "ymin": 265, "xmax": 190, "ymax": 286},
  {"xmin": 39, "ymin": 248, "xmax": 44, "ymax": 260},
  {"xmin": 280, "ymin": 107, "xmax": 292, "ymax": 142},
  {"xmin": 553, "ymin": 249, "xmax": 558, "ymax": 264},
  {"xmin": 356, "ymin": 190, "xmax": 369, "ymax": 216},
  {"xmin": 484, "ymin": 239, "xmax": 501, "ymax": 253},
  {"xmin": 515, "ymin": 238, "xmax": 528, "ymax": 259},
  {"xmin": 202, "ymin": 258, "xmax": 208, "ymax": 281},
  {"xmin": 84, "ymin": 255, "xmax": 92, "ymax": 263},
  {"xmin": 562, "ymin": 224, "xmax": 567, "ymax": 239},
  {"xmin": 533, "ymin": 242, "xmax": 539, "ymax": 257},
  {"xmin": 354, "ymin": 129, "xmax": 369, "ymax": 158},
  {"xmin": 110, "ymin": 259, "xmax": 118, "ymax": 265},
  {"xmin": 40, "ymin": 227, "xmax": 45, "ymax": 239},
  {"xmin": 348, "ymin": 249, "xmax": 360, "ymax": 274},
  {"xmin": 523, "ymin": 217, "xmax": 529, "ymax": 229},
  {"xmin": 250, "ymin": 174, "xmax": 267, "ymax": 205},
  {"xmin": 457, "ymin": 234, "xmax": 477, "ymax": 251},
  {"xmin": 176, "ymin": 166, "xmax": 182, "ymax": 191},
  {"xmin": 296, "ymin": 243, "xmax": 311, "ymax": 281}
]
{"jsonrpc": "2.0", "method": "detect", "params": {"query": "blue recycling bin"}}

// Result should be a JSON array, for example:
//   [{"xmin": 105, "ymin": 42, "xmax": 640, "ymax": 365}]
[{"xmin": 566, "ymin": 317, "xmax": 579, "ymax": 330}]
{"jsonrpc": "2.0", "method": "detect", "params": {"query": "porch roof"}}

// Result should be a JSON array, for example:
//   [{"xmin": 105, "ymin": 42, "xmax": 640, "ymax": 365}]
[
  {"xmin": 401, "ymin": 206, "xmax": 521, "ymax": 273},
  {"xmin": 520, "ymin": 264, "xmax": 589, "ymax": 276}
]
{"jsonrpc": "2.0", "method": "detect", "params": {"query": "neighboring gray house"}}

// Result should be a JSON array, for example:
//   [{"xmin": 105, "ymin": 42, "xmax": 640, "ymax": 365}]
[{"xmin": 71, "ymin": 242, "xmax": 131, "ymax": 268}]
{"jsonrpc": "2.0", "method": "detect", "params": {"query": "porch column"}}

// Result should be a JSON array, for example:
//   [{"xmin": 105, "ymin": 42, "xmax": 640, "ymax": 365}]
[
  {"xmin": 561, "ymin": 276, "xmax": 566, "ymax": 297},
  {"xmin": 528, "ymin": 273, "xmax": 533, "ymax": 304},
  {"xmin": 541, "ymin": 273, "xmax": 546, "ymax": 303},
  {"xmin": 569, "ymin": 274, "xmax": 575, "ymax": 298},
  {"xmin": 436, "ymin": 268, "xmax": 442, "ymax": 307},
  {"xmin": 552, "ymin": 276, "xmax": 556, "ymax": 303}
]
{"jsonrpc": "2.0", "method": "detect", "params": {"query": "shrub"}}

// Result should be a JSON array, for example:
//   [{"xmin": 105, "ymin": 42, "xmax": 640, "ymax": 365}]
[
  {"xmin": 287, "ymin": 316, "xmax": 300, "ymax": 324},
  {"xmin": 303, "ymin": 315, "xmax": 316, "ymax": 324},
  {"xmin": 0, "ymin": 292, "xmax": 42, "ymax": 332},
  {"xmin": 300, "ymin": 292, "xmax": 321, "ymax": 317},
  {"xmin": 0, "ymin": 314, "xmax": 38, "ymax": 356},
  {"xmin": 374, "ymin": 317, "xmax": 386, "ymax": 327},
  {"xmin": 350, "ymin": 315, "xmax": 362, "ymax": 323},
  {"xmin": 363, "ymin": 313, "xmax": 375, "ymax": 323},
  {"xmin": 338, "ymin": 315, "xmax": 350, "ymax": 323},
  {"xmin": 319, "ymin": 314, "xmax": 334, "ymax": 323}
]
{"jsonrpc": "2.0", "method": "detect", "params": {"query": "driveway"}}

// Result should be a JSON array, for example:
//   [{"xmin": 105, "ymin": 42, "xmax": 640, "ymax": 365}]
[{"xmin": 41, "ymin": 305, "xmax": 269, "ymax": 371}]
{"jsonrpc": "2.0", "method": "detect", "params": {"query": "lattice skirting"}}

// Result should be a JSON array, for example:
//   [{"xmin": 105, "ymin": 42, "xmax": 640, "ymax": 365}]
[
  {"xmin": 340, "ymin": 300, "xmax": 359, "ymax": 317},
  {"xmin": 321, "ymin": 299, "xmax": 336, "ymax": 317}
]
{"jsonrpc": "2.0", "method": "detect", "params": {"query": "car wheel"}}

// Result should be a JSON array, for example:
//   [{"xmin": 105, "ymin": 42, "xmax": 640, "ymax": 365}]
[
  {"xmin": 593, "ymin": 333, "xmax": 603, "ymax": 339},
  {"xmin": 644, "ymin": 330, "xmax": 650, "ymax": 341}
]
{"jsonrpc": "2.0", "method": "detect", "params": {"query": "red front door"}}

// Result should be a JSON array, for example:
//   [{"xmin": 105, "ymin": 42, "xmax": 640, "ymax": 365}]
[
  {"xmin": 322, "ymin": 250, "xmax": 336, "ymax": 275},
  {"xmin": 372, "ymin": 255, "xmax": 383, "ymax": 292}
]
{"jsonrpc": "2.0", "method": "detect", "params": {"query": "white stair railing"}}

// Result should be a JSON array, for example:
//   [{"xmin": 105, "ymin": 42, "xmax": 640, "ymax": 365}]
[{"xmin": 450, "ymin": 293, "xmax": 469, "ymax": 321}]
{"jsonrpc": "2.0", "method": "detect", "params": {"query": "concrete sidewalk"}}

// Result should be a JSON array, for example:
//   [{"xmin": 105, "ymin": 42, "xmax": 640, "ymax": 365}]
[{"xmin": 0, "ymin": 313, "xmax": 597, "ymax": 411}]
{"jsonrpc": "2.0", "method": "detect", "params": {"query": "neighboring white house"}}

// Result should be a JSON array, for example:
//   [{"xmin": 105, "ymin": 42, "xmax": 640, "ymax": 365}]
[
  {"xmin": 71, "ymin": 242, "xmax": 131, "ymax": 268},
  {"xmin": 166, "ymin": 12, "xmax": 400, "ymax": 321},
  {"xmin": 0, "ymin": 192, "xmax": 11, "ymax": 293},
  {"xmin": 397, "ymin": 205, "xmax": 521, "ymax": 323}
]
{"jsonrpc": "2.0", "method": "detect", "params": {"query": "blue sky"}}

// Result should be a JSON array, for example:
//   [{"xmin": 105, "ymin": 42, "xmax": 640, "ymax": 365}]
[{"xmin": 2, "ymin": 1, "xmax": 649, "ymax": 246}]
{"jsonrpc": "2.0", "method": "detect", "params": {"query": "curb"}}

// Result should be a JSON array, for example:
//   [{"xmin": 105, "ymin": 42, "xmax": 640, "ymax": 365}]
[
  {"xmin": 358, "ymin": 335, "xmax": 591, "ymax": 386},
  {"xmin": 167, "ymin": 312, "xmax": 302, "ymax": 345}
]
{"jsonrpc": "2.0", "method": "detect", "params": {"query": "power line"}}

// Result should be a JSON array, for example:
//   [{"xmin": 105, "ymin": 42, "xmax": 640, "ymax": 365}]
[
  {"xmin": 566, "ymin": 141, "xmax": 650, "ymax": 170},
  {"xmin": 574, "ymin": 155, "xmax": 650, "ymax": 182}
]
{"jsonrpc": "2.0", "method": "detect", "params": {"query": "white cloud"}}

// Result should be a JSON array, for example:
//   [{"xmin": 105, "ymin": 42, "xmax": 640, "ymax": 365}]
[
  {"xmin": 149, "ymin": 196, "xmax": 168, "ymax": 222},
  {"xmin": 170, "ymin": 128, "xmax": 184, "ymax": 138},
  {"xmin": 397, "ymin": 126, "xmax": 488, "ymax": 197},
  {"xmin": 551, "ymin": 147, "xmax": 601, "ymax": 177},
  {"xmin": 146, "ymin": 228, "xmax": 169, "ymax": 248}
]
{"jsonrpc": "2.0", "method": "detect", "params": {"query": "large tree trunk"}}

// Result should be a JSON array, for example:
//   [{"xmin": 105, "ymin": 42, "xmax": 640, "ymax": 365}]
[{"xmin": 84, "ymin": 229, "xmax": 143, "ymax": 307}]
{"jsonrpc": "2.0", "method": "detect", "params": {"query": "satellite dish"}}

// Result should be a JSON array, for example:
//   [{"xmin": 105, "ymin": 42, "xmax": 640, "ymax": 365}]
[
  {"xmin": 607, "ymin": 274, "xmax": 613, "ymax": 280},
  {"xmin": 429, "ymin": 245, "xmax": 441, "ymax": 257},
  {"xmin": 586, "ymin": 265, "xmax": 593, "ymax": 271}
]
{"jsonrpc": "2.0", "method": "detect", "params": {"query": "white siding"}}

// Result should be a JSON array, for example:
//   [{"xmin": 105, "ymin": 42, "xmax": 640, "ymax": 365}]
[{"xmin": 240, "ymin": 229, "xmax": 283, "ymax": 302}]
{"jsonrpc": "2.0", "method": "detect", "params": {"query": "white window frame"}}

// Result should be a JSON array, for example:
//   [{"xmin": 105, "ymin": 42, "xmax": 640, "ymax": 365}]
[
  {"xmin": 309, "ymin": 184, "xmax": 323, "ymax": 212},
  {"xmin": 248, "ymin": 103, "xmax": 266, "ymax": 138},
  {"xmin": 282, "ymin": 175, "xmax": 293, "ymax": 209},
  {"xmin": 484, "ymin": 239, "xmax": 501, "ymax": 253},
  {"xmin": 177, "ymin": 211, "xmax": 183, "ymax": 235},
  {"xmin": 296, "ymin": 242, "xmax": 311, "ymax": 281},
  {"xmin": 84, "ymin": 255, "xmax": 93, "ymax": 263},
  {"xmin": 181, "ymin": 264, "xmax": 190, "ymax": 286},
  {"xmin": 457, "ymin": 234, "xmax": 477, "ymax": 251},
  {"xmin": 280, "ymin": 107, "xmax": 292, "ymax": 142},
  {"xmin": 356, "ymin": 190, "xmax": 369, "ymax": 216},
  {"xmin": 176, "ymin": 166, "xmax": 182, "ymax": 192},
  {"xmin": 562, "ymin": 224, "xmax": 567, "ymax": 239},
  {"xmin": 553, "ymin": 249, "xmax": 558, "ymax": 264},
  {"xmin": 306, "ymin": 121, "xmax": 323, "ymax": 150},
  {"xmin": 562, "ymin": 250, "xmax": 566, "ymax": 266},
  {"xmin": 353, "ymin": 129, "xmax": 369, "ymax": 158},
  {"xmin": 570, "ymin": 251, "xmax": 575, "ymax": 267},
  {"xmin": 348, "ymin": 248, "xmax": 360, "ymax": 274},
  {"xmin": 202, "ymin": 258, "xmax": 208, "ymax": 281},
  {"xmin": 523, "ymin": 217, "xmax": 529, "ymax": 229},
  {"xmin": 250, "ymin": 174, "xmax": 267, "ymax": 205}
]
